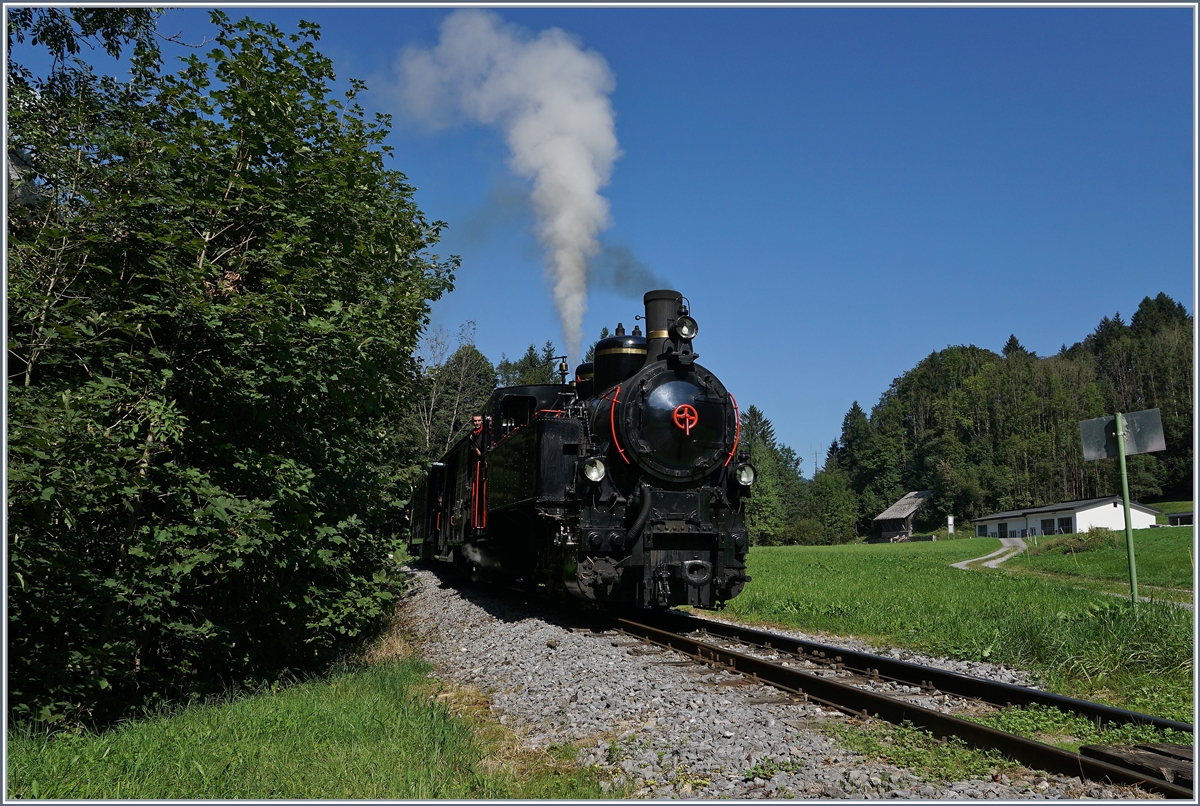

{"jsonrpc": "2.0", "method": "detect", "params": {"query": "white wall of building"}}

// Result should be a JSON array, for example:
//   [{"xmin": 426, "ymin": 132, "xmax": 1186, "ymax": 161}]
[
  {"xmin": 1075, "ymin": 501, "xmax": 1156, "ymax": 531},
  {"xmin": 973, "ymin": 499, "xmax": 1156, "ymax": 537}
]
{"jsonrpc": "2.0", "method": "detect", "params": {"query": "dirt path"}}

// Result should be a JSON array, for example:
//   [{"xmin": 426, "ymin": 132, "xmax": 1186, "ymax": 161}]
[
  {"xmin": 951, "ymin": 539, "xmax": 1194, "ymax": 610},
  {"xmin": 950, "ymin": 537, "xmax": 1028, "ymax": 570}
]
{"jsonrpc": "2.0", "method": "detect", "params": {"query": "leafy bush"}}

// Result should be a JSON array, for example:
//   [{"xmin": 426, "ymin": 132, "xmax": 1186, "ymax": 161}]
[{"xmin": 8, "ymin": 13, "xmax": 454, "ymax": 727}]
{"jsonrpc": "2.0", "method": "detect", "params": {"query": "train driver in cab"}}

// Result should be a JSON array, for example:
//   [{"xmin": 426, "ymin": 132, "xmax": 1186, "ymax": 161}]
[{"xmin": 469, "ymin": 413, "xmax": 486, "ymax": 460}]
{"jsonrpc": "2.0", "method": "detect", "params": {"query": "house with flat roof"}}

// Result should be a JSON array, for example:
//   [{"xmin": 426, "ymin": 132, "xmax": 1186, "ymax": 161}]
[{"xmin": 972, "ymin": 496, "xmax": 1159, "ymax": 538}]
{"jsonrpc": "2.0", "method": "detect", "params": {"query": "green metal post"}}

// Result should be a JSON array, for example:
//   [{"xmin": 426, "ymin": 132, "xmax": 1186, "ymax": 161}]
[{"xmin": 1114, "ymin": 412, "xmax": 1139, "ymax": 606}]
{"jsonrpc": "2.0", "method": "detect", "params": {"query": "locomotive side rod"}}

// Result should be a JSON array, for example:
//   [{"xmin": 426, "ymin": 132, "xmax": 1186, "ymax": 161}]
[
  {"xmin": 615, "ymin": 617, "xmax": 1193, "ymax": 799},
  {"xmin": 643, "ymin": 610, "xmax": 1192, "ymax": 734}
]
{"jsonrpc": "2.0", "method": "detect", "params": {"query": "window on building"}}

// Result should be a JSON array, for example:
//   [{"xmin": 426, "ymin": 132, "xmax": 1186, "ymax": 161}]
[
  {"xmin": 1040, "ymin": 519, "xmax": 1054, "ymax": 535},
  {"xmin": 1057, "ymin": 516, "xmax": 1073, "ymax": 534},
  {"xmin": 998, "ymin": 522, "xmax": 1008, "ymax": 538},
  {"xmin": 976, "ymin": 525, "xmax": 988, "ymax": 537}
]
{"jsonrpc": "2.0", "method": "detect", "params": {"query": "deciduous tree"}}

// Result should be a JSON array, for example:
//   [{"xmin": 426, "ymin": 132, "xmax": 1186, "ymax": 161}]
[{"xmin": 7, "ymin": 12, "xmax": 455, "ymax": 726}]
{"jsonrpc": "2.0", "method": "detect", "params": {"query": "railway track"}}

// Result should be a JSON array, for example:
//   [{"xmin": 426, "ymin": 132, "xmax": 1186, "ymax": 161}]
[{"xmin": 607, "ymin": 610, "xmax": 1193, "ymax": 799}]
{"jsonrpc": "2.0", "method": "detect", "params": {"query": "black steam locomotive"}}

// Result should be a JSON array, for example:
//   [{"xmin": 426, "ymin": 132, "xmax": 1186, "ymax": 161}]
[{"xmin": 408, "ymin": 289, "xmax": 753, "ymax": 609}]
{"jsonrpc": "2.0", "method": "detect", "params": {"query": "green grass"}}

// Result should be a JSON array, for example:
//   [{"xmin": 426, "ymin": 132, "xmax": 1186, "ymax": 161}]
[
  {"xmin": 724, "ymin": 541, "xmax": 1193, "ymax": 722},
  {"xmin": 970, "ymin": 704, "xmax": 1193, "ymax": 754},
  {"xmin": 7, "ymin": 657, "xmax": 608, "ymax": 799},
  {"xmin": 1148, "ymin": 500, "xmax": 1193, "ymax": 525},
  {"xmin": 824, "ymin": 720, "xmax": 1018, "ymax": 783},
  {"xmin": 1018, "ymin": 526, "xmax": 1193, "ymax": 593}
]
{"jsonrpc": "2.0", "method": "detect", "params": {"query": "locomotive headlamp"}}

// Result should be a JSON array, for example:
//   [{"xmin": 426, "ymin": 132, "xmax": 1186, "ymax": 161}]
[
  {"xmin": 734, "ymin": 462, "xmax": 756, "ymax": 486},
  {"xmin": 582, "ymin": 457, "xmax": 607, "ymax": 483},
  {"xmin": 674, "ymin": 315, "xmax": 699, "ymax": 340}
]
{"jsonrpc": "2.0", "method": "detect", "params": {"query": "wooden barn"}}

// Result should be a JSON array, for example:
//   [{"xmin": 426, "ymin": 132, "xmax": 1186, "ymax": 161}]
[{"xmin": 871, "ymin": 490, "xmax": 932, "ymax": 542}]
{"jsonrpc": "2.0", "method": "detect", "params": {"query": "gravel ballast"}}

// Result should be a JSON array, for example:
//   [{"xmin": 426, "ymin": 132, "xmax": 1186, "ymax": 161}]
[{"xmin": 399, "ymin": 564, "xmax": 1156, "ymax": 799}]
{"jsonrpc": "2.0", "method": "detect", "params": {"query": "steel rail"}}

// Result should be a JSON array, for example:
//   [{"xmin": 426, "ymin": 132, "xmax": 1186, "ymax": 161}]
[
  {"xmin": 615, "ymin": 617, "xmax": 1193, "ymax": 799},
  {"xmin": 641, "ymin": 610, "xmax": 1192, "ymax": 734}
]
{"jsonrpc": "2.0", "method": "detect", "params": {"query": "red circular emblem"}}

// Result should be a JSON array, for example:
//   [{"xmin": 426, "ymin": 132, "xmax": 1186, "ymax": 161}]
[{"xmin": 672, "ymin": 404, "xmax": 699, "ymax": 435}]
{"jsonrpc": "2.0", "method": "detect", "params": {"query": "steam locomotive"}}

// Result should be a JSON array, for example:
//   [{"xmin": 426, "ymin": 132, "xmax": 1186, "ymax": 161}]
[{"xmin": 408, "ymin": 289, "xmax": 753, "ymax": 609}]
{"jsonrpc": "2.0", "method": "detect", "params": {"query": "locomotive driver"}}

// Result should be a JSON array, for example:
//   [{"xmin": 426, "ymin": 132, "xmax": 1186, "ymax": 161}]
[
  {"xmin": 468, "ymin": 413, "xmax": 487, "ymax": 530},
  {"xmin": 469, "ymin": 414, "xmax": 486, "ymax": 460}
]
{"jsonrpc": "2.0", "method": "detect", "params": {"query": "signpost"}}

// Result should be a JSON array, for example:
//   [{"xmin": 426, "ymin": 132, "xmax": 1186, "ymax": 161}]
[{"xmin": 1078, "ymin": 408, "xmax": 1166, "ymax": 606}]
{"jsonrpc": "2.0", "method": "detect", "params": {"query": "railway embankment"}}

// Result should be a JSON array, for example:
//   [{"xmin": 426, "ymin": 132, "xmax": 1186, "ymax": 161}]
[{"xmin": 400, "ymin": 564, "xmax": 1163, "ymax": 799}]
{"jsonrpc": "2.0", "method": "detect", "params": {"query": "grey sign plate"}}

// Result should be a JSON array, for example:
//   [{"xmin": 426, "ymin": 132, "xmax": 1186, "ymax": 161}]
[{"xmin": 1079, "ymin": 408, "xmax": 1166, "ymax": 461}]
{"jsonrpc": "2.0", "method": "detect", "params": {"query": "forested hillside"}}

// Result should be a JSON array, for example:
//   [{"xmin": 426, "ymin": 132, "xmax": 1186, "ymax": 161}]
[{"xmin": 747, "ymin": 293, "xmax": 1192, "ymax": 544}]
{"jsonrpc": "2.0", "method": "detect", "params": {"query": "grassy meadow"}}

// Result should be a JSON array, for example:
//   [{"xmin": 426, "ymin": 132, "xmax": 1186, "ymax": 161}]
[
  {"xmin": 6, "ymin": 656, "xmax": 607, "ymax": 800},
  {"xmin": 724, "ymin": 536, "xmax": 1193, "ymax": 722},
  {"xmin": 1151, "ymin": 499, "xmax": 1194, "ymax": 525},
  {"xmin": 1016, "ymin": 526, "xmax": 1193, "ymax": 598}
]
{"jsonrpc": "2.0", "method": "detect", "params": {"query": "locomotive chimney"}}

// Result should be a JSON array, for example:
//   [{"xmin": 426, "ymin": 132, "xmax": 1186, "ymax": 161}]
[{"xmin": 643, "ymin": 289, "xmax": 682, "ymax": 365}]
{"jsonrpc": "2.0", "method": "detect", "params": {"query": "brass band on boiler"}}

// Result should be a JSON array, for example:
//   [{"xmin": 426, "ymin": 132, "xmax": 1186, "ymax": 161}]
[{"xmin": 595, "ymin": 347, "xmax": 648, "ymax": 357}]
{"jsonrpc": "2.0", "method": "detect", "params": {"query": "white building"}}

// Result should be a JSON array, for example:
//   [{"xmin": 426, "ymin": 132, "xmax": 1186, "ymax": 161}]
[{"xmin": 972, "ymin": 496, "xmax": 1159, "ymax": 538}]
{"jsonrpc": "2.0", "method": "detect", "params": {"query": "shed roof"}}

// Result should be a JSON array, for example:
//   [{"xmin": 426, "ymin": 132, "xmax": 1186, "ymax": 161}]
[
  {"xmin": 973, "ymin": 496, "xmax": 1160, "ymax": 523},
  {"xmin": 874, "ymin": 490, "xmax": 932, "ymax": 521}
]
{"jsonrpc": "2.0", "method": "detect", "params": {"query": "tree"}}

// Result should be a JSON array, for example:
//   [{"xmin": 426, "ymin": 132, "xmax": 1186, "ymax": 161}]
[
  {"xmin": 739, "ymin": 405, "xmax": 776, "ymax": 464},
  {"xmin": 1087, "ymin": 313, "xmax": 1129, "ymax": 359},
  {"xmin": 7, "ymin": 12, "xmax": 455, "ymax": 727},
  {"xmin": 583, "ymin": 326, "xmax": 610, "ymax": 363},
  {"xmin": 825, "ymin": 440, "xmax": 841, "ymax": 470},
  {"xmin": 774, "ymin": 445, "xmax": 811, "ymax": 544},
  {"xmin": 410, "ymin": 322, "xmax": 497, "ymax": 459},
  {"xmin": 7, "ymin": 8, "xmax": 162, "ymax": 82},
  {"xmin": 1130, "ymin": 293, "xmax": 1190, "ymax": 339},
  {"xmin": 1002, "ymin": 334, "xmax": 1030, "ymax": 358},
  {"xmin": 497, "ymin": 340, "xmax": 558, "ymax": 386},
  {"xmin": 737, "ymin": 405, "xmax": 810, "ymax": 545},
  {"xmin": 835, "ymin": 402, "xmax": 872, "ymax": 486},
  {"xmin": 805, "ymin": 465, "xmax": 858, "ymax": 544}
]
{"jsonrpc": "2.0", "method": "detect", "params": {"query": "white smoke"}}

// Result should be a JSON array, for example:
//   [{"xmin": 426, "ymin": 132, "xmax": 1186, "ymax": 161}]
[{"xmin": 397, "ymin": 10, "xmax": 620, "ymax": 364}]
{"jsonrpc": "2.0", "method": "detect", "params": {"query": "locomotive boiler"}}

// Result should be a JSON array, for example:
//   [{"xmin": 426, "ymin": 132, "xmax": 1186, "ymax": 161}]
[{"xmin": 408, "ymin": 289, "xmax": 753, "ymax": 609}]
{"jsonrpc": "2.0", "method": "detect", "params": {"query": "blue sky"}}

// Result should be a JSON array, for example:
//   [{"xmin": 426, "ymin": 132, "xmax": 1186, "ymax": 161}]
[{"xmin": 21, "ymin": 6, "xmax": 1195, "ymax": 476}]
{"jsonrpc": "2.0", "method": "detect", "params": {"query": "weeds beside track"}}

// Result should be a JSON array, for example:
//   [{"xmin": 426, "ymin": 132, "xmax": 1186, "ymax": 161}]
[{"xmin": 722, "ymin": 540, "xmax": 1193, "ymax": 721}]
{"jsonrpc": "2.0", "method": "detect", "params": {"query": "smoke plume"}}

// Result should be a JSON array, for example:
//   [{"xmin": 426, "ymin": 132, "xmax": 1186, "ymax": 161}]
[
  {"xmin": 588, "ymin": 243, "xmax": 670, "ymax": 298},
  {"xmin": 398, "ymin": 10, "xmax": 620, "ymax": 363}
]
